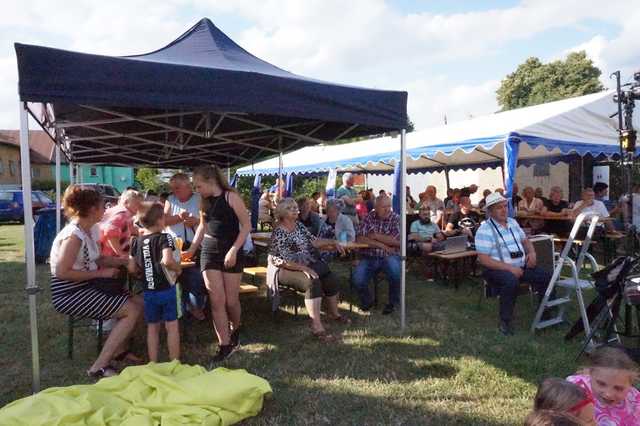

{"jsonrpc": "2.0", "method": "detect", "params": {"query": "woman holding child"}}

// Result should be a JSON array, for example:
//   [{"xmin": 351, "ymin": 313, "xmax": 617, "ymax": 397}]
[
  {"xmin": 49, "ymin": 185, "xmax": 142, "ymax": 378},
  {"xmin": 184, "ymin": 165, "xmax": 251, "ymax": 363}
]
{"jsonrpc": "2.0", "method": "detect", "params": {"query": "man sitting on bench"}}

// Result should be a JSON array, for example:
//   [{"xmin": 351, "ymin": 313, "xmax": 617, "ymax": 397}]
[
  {"xmin": 408, "ymin": 205, "xmax": 444, "ymax": 256},
  {"xmin": 475, "ymin": 193, "xmax": 552, "ymax": 336},
  {"xmin": 352, "ymin": 195, "xmax": 401, "ymax": 315}
]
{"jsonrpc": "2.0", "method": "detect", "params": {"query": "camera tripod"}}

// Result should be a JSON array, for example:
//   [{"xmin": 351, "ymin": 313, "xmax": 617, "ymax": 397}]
[{"xmin": 572, "ymin": 255, "xmax": 640, "ymax": 361}]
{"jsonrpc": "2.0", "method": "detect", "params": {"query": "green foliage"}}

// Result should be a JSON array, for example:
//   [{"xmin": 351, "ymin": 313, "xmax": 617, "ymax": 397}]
[
  {"xmin": 135, "ymin": 168, "xmax": 165, "ymax": 193},
  {"xmin": 293, "ymin": 175, "xmax": 327, "ymax": 199},
  {"xmin": 496, "ymin": 51, "xmax": 604, "ymax": 111},
  {"xmin": 32, "ymin": 180, "xmax": 58, "ymax": 192}
]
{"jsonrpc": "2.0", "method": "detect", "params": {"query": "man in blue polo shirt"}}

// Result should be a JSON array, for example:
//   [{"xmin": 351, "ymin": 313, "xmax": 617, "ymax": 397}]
[{"xmin": 475, "ymin": 193, "xmax": 552, "ymax": 336}]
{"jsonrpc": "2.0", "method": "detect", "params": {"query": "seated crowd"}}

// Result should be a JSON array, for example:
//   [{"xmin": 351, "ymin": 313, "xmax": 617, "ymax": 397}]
[{"xmin": 49, "ymin": 174, "xmax": 633, "ymax": 384}]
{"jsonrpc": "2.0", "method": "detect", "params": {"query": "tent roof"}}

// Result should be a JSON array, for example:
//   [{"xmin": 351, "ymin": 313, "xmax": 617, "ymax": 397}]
[
  {"xmin": 238, "ymin": 90, "xmax": 629, "ymax": 176},
  {"xmin": 15, "ymin": 18, "xmax": 407, "ymax": 168}
]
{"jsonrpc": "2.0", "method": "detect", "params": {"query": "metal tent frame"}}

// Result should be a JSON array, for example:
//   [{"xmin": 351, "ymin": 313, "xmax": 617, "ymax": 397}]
[{"xmin": 16, "ymin": 18, "xmax": 408, "ymax": 394}]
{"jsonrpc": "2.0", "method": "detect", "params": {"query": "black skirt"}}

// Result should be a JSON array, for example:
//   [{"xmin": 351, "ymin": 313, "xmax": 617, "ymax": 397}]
[{"xmin": 200, "ymin": 236, "xmax": 244, "ymax": 273}]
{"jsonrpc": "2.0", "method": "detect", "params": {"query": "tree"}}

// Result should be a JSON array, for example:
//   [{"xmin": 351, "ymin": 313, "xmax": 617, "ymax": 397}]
[
  {"xmin": 496, "ymin": 51, "xmax": 604, "ymax": 111},
  {"xmin": 135, "ymin": 167, "xmax": 165, "ymax": 193}
]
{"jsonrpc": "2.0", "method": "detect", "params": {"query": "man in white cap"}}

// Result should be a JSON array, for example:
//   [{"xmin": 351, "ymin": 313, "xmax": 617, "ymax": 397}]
[
  {"xmin": 474, "ymin": 192, "xmax": 552, "ymax": 336},
  {"xmin": 336, "ymin": 172, "xmax": 361, "ymax": 226}
]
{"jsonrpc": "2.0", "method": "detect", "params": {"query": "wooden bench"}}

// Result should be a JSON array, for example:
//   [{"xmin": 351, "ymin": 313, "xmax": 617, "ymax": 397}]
[
  {"xmin": 239, "ymin": 283, "xmax": 260, "ymax": 294},
  {"xmin": 243, "ymin": 266, "xmax": 267, "ymax": 288}
]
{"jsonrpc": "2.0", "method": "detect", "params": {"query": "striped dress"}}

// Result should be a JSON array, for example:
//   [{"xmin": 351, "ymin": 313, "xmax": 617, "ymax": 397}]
[{"xmin": 49, "ymin": 222, "xmax": 129, "ymax": 320}]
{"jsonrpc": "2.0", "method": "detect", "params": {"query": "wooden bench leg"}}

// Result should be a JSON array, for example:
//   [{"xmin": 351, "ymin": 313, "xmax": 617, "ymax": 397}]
[
  {"xmin": 97, "ymin": 320, "xmax": 103, "ymax": 354},
  {"xmin": 68, "ymin": 316, "xmax": 74, "ymax": 360}
]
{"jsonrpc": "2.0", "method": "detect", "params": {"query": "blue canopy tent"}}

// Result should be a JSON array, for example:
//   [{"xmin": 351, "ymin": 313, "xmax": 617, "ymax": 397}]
[
  {"xmin": 238, "ymin": 90, "xmax": 637, "ymax": 201},
  {"xmin": 15, "ymin": 18, "xmax": 408, "ymax": 392},
  {"xmin": 285, "ymin": 173, "xmax": 294, "ymax": 198}
]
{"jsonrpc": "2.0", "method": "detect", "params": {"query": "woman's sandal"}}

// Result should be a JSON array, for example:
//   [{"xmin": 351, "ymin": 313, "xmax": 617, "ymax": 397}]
[
  {"xmin": 113, "ymin": 350, "xmax": 144, "ymax": 364},
  {"xmin": 87, "ymin": 365, "xmax": 118, "ymax": 379},
  {"xmin": 328, "ymin": 314, "xmax": 352, "ymax": 325},
  {"xmin": 311, "ymin": 330, "xmax": 337, "ymax": 343}
]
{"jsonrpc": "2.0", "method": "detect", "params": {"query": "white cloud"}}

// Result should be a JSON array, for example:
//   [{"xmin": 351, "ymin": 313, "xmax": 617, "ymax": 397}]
[{"xmin": 1, "ymin": 0, "xmax": 639, "ymax": 132}]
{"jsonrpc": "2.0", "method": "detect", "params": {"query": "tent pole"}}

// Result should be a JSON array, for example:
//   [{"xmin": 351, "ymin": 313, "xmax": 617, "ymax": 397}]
[
  {"xmin": 444, "ymin": 166, "xmax": 451, "ymax": 191},
  {"xmin": 55, "ymin": 142, "xmax": 61, "ymax": 233},
  {"xmin": 400, "ymin": 129, "xmax": 407, "ymax": 332},
  {"xmin": 278, "ymin": 137, "xmax": 283, "ymax": 199},
  {"xmin": 19, "ymin": 101, "xmax": 41, "ymax": 393},
  {"xmin": 69, "ymin": 161, "xmax": 74, "ymax": 185}
]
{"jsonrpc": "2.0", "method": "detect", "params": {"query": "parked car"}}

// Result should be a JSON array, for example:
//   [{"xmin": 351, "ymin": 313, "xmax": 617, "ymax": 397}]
[
  {"xmin": 77, "ymin": 183, "xmax": 121, "ymax": 207},
  {"xmin": 0, "ymin": 190, "xmax": 54, "ymax": 223}
]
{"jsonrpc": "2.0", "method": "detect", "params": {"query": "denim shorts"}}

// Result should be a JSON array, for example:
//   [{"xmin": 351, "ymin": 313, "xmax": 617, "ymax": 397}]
[{"xmin": 143, "ymin": 286, "xmax": 182, "ymax": 323}]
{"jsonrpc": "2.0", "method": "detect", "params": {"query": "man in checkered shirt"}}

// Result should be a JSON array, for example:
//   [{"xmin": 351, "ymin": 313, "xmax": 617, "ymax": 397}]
[
  {"xmin": 475, "ymin": 192, "xmax": 552, "ymax": 336},
  {"xmin": 352, "ymin": 195, "xmax": 401, "ymax": 315}
]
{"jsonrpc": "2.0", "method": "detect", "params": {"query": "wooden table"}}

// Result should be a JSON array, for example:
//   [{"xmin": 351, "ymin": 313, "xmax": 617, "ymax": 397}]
[
  {"xmin": 516, "ymin": 214, "xmax": 612, "ymax": 221},
  {"xmin": 251, "ymin": 232, "xmax": 272, "ymax": 242},
  {"xmin": 427, "ymin": 250, "xmax": 478, "ymax": 289},
  {"xmin": 336, "ymin": 241, "xmax": 370, "ymax": 250}
]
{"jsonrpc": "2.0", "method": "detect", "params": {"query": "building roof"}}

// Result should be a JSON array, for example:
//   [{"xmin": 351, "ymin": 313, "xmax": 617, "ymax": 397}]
[{"xmin": 0, "ymin": 130, "xmax": 55, "ymax": 164}]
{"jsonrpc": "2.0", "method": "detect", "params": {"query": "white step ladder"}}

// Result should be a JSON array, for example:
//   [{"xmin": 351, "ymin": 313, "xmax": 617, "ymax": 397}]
[{"xmin": 531, "ymin": 213, "xmax": 600, "ymax": 334}]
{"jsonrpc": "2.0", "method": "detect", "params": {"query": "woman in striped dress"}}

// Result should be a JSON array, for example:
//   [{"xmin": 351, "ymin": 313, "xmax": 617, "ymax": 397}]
[{"xmin": 50, "ymin": 185, "xmax": 142, "ymax": 378}]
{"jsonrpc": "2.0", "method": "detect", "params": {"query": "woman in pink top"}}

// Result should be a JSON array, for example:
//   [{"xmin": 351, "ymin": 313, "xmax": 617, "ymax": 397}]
[
  {"xmin": 99, "ymin": 189, "xmax": 143, "ymax": 258},
  {"xmin": 566, "ymin": 346, "xmax": 640, "ymax": 425}
]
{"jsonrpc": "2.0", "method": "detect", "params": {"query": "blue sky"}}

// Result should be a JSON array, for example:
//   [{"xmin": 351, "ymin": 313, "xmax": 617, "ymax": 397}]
[{"xmin": 0, "ymin": 0, "xmax": 638, "ymax": 129}]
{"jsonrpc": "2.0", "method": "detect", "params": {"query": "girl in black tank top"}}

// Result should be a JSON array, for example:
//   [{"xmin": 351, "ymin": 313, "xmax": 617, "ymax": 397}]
[
  {"xmin": 200, "ymin": 191, "xmax": 243, "ymax": 273},
  {"xmin": 184, "ymin": 165, "xmax": 251, "ymax": 363}
]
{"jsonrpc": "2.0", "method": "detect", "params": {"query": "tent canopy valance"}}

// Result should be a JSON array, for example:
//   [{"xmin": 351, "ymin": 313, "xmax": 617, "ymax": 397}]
[
  {"xmin": 238, "ymin": 90, "xmax": 632, "ymax": 176},
  {"xmin": 15, "ymin": 18, "xmax": 407, "ymax": 168}
]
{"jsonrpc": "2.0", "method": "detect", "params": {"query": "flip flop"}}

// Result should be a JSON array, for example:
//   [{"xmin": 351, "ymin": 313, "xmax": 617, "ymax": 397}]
[
  {"xmin": 311, "ymin": 330, "xmax": 337, "ymax": 343},
  {"xmin": 87, "ymin": 365, "xmax": 118, "ymax": 379},
  {"xmin": 328, "ymin": 315, "xmax": 352, "ymax": 325}
]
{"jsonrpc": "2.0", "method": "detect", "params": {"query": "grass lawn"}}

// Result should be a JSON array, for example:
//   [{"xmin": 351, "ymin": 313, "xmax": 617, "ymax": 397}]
[{"xmin": 0, "ymin": 223, "xmax": 591, "ymax": 425}]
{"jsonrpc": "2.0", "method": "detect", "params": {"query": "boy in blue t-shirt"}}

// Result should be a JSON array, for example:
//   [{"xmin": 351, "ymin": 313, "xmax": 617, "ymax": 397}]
[
  {"xmin": 409, "ymin": 206, "xmax": 444, "ymax": 254},
  {"xmin": 129, "ymin": 202, "xmax": 182, "ymax": 362}
]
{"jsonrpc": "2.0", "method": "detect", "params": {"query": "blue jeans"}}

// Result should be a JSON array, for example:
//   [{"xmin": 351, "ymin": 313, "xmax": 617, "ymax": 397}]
[
  {"xmin": 178, "ymin": 266, "xmax": 207, "ymax": 310},
  {"xmin": 352, "ymin": 255, "xmax": 401, "ymax": 308},
  {"xmin": 483, "ymin": 266, "xmax": 551, "ymax": 323}
]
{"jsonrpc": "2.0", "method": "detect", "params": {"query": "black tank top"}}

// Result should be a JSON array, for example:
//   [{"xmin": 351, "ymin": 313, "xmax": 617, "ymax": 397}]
[{"xmin": 203, "ymin": 192, "xmax": 239, "ymax": 251}]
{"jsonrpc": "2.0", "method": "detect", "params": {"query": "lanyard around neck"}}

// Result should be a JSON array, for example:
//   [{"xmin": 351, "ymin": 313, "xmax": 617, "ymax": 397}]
[{"xmin": 489, "ymin": 219, "xmax": 523, "ymax": 253}]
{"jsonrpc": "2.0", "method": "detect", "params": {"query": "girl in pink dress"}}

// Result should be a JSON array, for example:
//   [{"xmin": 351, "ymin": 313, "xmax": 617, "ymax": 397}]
[{"xmin": 566, "ymin": 346, "xmax": 640, "ymax": 426}]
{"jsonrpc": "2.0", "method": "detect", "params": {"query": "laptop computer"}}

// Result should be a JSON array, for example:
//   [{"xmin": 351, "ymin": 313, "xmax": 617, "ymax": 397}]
[{"xmin": 435, "ymin": 235, "xmax": 468, "ymax": 255}]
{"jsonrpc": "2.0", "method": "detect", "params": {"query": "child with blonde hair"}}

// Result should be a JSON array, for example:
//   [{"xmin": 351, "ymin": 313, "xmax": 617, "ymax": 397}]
[
  {"xmin": 566, "ymin": 346, "xmax": 640, "ymax": 425},
  {"xmin": 533, "ymin": 378, "xmax": 595, "ymax": 425}
]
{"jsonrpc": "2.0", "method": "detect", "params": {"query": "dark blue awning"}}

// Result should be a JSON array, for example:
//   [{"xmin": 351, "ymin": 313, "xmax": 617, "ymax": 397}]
[{"xmin": 15, "ymin": 18, "xmax": 407, "ymax": 168}]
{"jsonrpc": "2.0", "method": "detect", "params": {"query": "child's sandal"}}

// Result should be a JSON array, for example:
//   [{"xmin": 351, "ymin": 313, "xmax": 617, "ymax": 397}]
[{"xmin": 87, "ymin": 365, "xmax": 118, "ymax": 379}]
